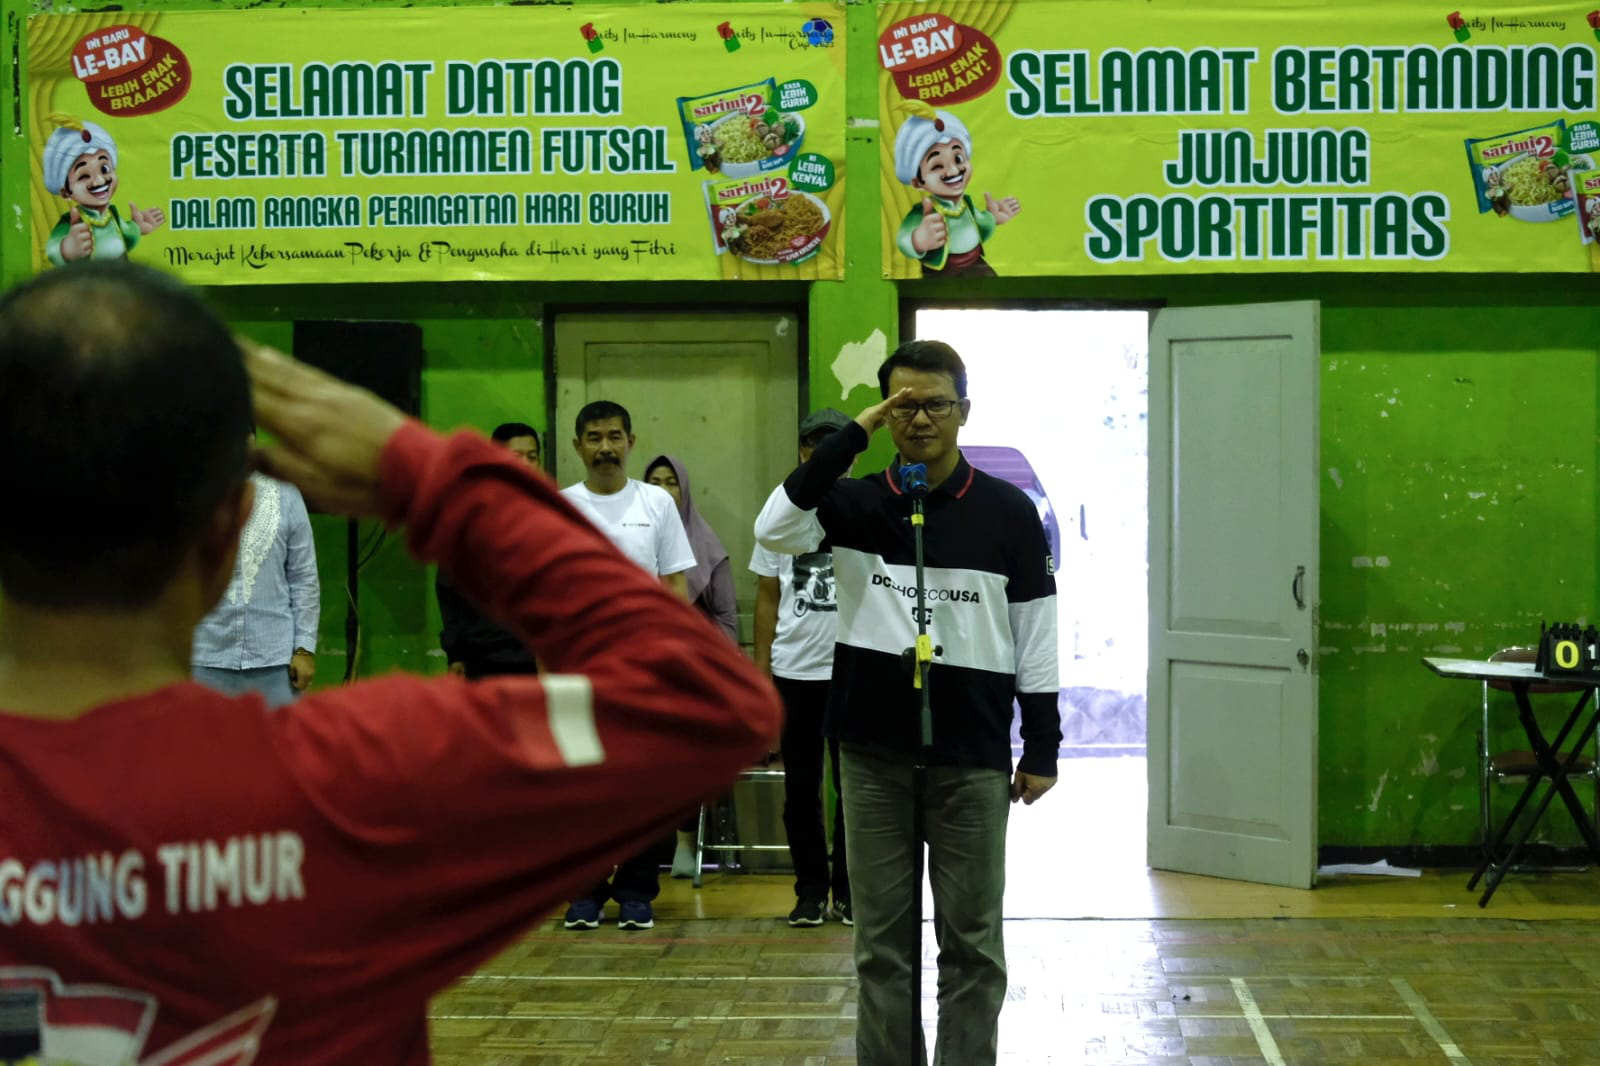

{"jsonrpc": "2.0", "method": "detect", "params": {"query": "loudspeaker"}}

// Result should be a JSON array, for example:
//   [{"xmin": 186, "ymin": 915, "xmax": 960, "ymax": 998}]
[{"xmin": 292, "ymin": 320, "xmax": 423, "ymax": 416}]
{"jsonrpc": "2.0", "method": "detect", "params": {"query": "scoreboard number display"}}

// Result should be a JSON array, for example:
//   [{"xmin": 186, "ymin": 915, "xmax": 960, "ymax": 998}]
[{"xmin": 1536, "ymin": 622, "xmax": 1600, "ymax": 677}]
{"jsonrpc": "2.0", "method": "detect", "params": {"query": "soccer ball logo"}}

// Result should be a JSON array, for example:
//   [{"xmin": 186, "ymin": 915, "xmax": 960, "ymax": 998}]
[{"xmin": 802, "ymin": 18, "xmax": 834, "ymax": 46}]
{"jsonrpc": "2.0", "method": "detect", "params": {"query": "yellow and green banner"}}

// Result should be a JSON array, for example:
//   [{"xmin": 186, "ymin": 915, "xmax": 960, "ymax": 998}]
[
  {"xmin": 26, "ymin": 4, "xmax": 845, "ymax": 283},
  {"xmin": 878, "ymin": 1, "xmax": 1600, "ymax": 277}
]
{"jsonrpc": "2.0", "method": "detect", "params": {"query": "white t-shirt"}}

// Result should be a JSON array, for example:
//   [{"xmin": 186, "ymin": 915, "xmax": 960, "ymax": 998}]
[
  {"xmin": 749, "ymin": 543, "xmax": 838, "ymax": 681},
  {"xmin": 561, "ymin": 479, "xmax": 697, "ymax": 577}
]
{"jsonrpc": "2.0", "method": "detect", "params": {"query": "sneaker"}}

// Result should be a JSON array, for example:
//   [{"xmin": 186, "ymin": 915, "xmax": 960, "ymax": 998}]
[
  {"xmin": 617, "ymin": 900, "xmax": 654, "ymax": 930},
  {"xmin": 833, "ymin": 899, "xmax": 853, "ymax": 926},
  {"xmin": 788, "ymin": 897, "xmax": 827, "ymax": 927},
  {"xmin": 563, "ymin": 899, "xmax": 602, "ymax": 930},
  {"xmin": 671, "ymin": 840, "xmax": 697, "ymax": 879}
]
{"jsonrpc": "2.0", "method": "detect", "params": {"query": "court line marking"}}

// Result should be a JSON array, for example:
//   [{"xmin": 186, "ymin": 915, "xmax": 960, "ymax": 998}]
[
  {"xmin": 1391, "ymin": 978, "xmax": 1474, "ymax": 1065},
  {"xmin": 463, "ymin": 972, "xmax": 1389, "ymax": 984},
  {"xmin": 1181, "ymin": 1013, "xmax": 1410, "ymax": 1021},
  {"xmin": 462, "ymin": 974, "xmax": 848, "ymax": 983},
  {"xmin": 432, "ymin": 1010, "xmax": 1415, "ymax": 1023},
  {"xmin": 431, "ymin": 1013, "xmax": 848, "ymax": 1023},
  {"xmin": 1231, "ymin": 978, "xmax": 1287, "ymax": 1066}
]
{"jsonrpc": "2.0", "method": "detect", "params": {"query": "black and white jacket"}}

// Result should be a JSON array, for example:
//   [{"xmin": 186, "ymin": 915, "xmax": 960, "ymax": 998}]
[{"xmin": 755, "ymin": 422, "xmax": 1060, "ymax": 776}]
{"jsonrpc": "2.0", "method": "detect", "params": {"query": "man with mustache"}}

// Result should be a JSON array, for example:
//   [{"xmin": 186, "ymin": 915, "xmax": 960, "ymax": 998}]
[
  {"xmin": 42, "ymin": 116, "xmax": 166, "ymax": 265},
  {"xmin": 560, "ymin": 400, "xmax": 698, "ymax": 930},
  {"xmin": 891, "ymin": 102, "xmax": 1020, "ymax": 278}
]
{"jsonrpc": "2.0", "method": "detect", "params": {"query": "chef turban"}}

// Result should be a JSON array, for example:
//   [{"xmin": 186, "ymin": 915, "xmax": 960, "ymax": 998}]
[
  {"xmin": 893, "ymin": 100, "xmax": 971, "ymax": 186},
  {"xmin": 43, "ymin": 115, "xmax": 117, "ymax": 196}
]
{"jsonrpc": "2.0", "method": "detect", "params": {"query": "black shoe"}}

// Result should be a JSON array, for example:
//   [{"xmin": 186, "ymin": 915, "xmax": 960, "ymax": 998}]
[
  {"xmin": 563, "ymin": 899, "xmax": 602, "ymax": 929},
  {"xmin": 833, "ymin": 898, "xmax": 853, "ymax": 926},
  {"xmin": 617, "ymin": 900, "xmax": 654, "ymax": 930},
  {"xmin": 788, "ymin": 897, "xmax": 827, "ymax": 927}
]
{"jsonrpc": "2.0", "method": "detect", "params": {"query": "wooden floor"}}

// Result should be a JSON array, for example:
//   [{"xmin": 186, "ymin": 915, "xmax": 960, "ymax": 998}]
[
  {"xmin": 427, "ymin": 753, "xmax": 1600, "ymax": 1064},
  {"xmin": 430, "ymin": 873, "xmax": 1600, "ymax": 1064}
]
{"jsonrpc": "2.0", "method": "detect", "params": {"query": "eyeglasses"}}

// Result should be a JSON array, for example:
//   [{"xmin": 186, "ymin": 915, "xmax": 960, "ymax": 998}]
[{"xmin": 887, "ymin": 398, "xmax": 961, "ymax": 422}]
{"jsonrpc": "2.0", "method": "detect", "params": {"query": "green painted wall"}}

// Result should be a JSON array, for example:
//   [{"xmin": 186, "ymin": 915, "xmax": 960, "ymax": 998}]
[{"xmin": 4, "ymin": 0, "xmax": 1595, "ymax": 850}]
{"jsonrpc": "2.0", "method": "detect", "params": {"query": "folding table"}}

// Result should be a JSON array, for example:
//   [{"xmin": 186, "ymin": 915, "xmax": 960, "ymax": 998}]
[{"xmin": 1423, "ymin": 656, "xmax": 1600, "ymax": 906}]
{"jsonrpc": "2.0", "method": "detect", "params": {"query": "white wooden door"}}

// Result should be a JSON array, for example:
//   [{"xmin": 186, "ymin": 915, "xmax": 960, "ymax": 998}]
[
  {"xmin": 1147, "ymin": 302, "xmax": 1320, "ymax": 888},
  {"xmin": 554, "ymin": 312, "xmax": 800, "ymax": 644}
]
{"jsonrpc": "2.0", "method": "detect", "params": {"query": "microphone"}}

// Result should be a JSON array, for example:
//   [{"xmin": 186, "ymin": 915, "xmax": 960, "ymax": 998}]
[{"xmin": 898, "ymin": 463, "xmax": 929, "ymax": 500}]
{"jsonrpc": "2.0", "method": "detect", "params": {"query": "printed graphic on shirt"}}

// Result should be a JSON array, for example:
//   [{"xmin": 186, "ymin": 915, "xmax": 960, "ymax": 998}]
[
  {"xmin": 0, "ymin": 832, "xmax": 306, "ymax": 928},
  {"xmin": 0, "ymin": 969, "xmax": 274, "ymax": 1065},
  {"xmin": 231, "ymin": 476, "xmax": 280, "ymax": 607},
  {"xmin": 790, "ymin": 552, "xmax": 836, "ymax": 616},
  {"xmin": 832, "ymin": 546, "xmax": 1056, "ymax": 678}
]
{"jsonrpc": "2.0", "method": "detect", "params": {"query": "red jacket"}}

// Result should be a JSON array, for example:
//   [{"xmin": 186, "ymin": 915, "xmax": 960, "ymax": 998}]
[{"xmin": 0, "ymin": 423, "xmax": 780, "ymax": 1064}]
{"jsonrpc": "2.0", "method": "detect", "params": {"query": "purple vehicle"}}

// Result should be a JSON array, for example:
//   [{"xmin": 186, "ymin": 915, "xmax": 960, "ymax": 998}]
[{"xmin": 962, "ymin": 445, "xmax": 1063, "ymax": 569}]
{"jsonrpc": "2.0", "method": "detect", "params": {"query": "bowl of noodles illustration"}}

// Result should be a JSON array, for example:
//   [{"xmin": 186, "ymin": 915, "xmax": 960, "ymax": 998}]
[
  {"xmin": 1485, "ymin": 152, "xmax": 1589, "ymax": 221},
  {"xmin": 697, "ymin": 109, "xmax": 805, "ymax": 178},
  {"xmin": 720, "ymin": 190, "xmax": 830, "ymax": 265}
]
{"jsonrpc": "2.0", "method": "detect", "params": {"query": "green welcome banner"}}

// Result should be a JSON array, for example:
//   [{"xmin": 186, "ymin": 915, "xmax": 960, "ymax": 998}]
[
  {"xmin": 26, "ymin": 4, "xmax": 846, "ymax": 283},
  {"xmin": 879, "ymin": 0, "xmax": 1600, "ymax": 277}
]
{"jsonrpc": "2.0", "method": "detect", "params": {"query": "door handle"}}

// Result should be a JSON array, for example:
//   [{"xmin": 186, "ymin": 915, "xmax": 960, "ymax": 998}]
[{"xmin": 1291, "ymin": 565, "xmax": 1306, "ymax": 610}]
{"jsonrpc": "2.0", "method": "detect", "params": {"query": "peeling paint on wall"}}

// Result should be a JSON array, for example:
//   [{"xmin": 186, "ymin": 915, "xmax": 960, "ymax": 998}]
[
  {"xmin": 1312, "ymin": 304, "xmax": 1591, "ymax": 846},
  {"xmin": 832, "ymin": 329, "xmax": 887, "ymax": 399}
]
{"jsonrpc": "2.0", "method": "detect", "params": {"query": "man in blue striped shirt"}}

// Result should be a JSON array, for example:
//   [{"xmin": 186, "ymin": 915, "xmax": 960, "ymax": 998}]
[{"xmin": 192, "ymin": 434, "xmax": 320, "ymax": 708}]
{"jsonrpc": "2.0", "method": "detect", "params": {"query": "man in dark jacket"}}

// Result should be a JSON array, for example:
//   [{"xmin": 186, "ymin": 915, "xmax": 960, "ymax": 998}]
[
  {"xmin": 437, "ymin": 421, "xmax": 543, "ymax": 679},
  {"xmin": 754, "ymin": 339, "xmax": 1060, "ymax": 1066}
]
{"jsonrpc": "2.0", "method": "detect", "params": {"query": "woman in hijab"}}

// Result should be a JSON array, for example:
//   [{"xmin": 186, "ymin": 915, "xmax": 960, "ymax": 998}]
[
  {"xmin": 645, "ymin": 454, "xmax": 741, "ymax": 879},
  {"xmin": 644, "ymin": 454, "xmax": 738, "ymax": 642}
]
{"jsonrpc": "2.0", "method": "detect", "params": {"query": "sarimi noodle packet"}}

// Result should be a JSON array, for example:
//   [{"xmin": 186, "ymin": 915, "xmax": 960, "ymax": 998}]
[
  {"xmin": 677, "ymin": 79, "xmax": 805, "ymax": 176},
  {"xmin": 1576, "ymin": 170, "xmax": 1600, "ymax": 245},
  {"xmin": 1464, "ymin": 121, "xmax": 1574, "ymax": 220},
  {"xmin": 703, "ymin": 172, "xmax": 829, "ymax": 263},
  {"xmin": 678, "ymin": 79, "xmax": 775, "ymax": 171}
]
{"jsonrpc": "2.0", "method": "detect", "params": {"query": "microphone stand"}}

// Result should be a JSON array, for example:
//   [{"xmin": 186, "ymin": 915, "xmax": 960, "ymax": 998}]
[{"xmin": 899, "ymin": 463, "xmax": 940, "ymax": 1060}]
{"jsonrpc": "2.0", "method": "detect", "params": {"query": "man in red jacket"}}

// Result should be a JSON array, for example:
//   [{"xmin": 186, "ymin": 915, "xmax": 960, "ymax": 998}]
[{"xmin": 0, "ymin": 262, "xmax": 780, "ymax": 1065}]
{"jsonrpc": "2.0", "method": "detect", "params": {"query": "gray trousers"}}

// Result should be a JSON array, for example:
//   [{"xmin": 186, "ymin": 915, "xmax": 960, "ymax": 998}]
[
  {"xmin": 841, "ymin": 745, "xmax": 1010, "ymax": 1066},
  {"xmin": 193, "ymin": 665, "xmax": 297, "ymax": 709}
]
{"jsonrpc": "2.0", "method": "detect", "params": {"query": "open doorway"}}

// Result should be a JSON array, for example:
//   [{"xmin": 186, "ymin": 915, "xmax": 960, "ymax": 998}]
[{"xmin": 914, "ymin": 306, "xmax": 1151, "ymax": 912}]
